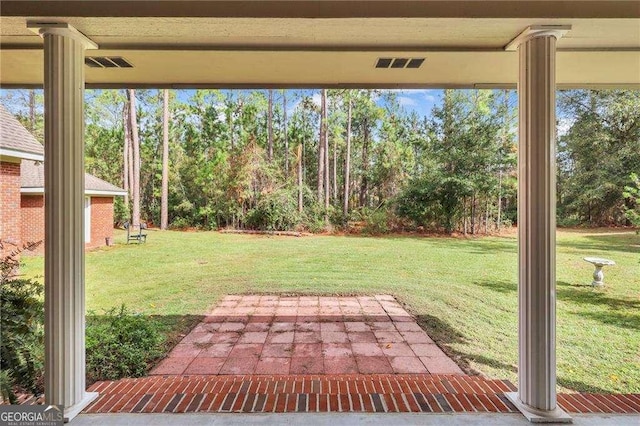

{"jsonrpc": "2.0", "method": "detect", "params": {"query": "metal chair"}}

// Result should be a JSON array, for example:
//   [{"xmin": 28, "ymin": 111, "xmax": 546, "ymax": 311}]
[{"xmin": 124, "ymin": 222, "xmax": 147, "ymax": 244}]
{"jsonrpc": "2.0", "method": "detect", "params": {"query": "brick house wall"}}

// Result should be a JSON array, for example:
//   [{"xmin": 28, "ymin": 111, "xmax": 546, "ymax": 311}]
[
  {"xmin": 1, "ymin": 160, "xmax": 22, "ymax": 256},
  {"xmin": 20, "ymin": 194, "xmax": 45, "ymax": 251},
  {"xmin": 19, "ymin": 194, "xmax": 116, "ymax": 255},
  {"xmin": 89, "ymin": 197, "xmax": 115, "ymax": 247}
]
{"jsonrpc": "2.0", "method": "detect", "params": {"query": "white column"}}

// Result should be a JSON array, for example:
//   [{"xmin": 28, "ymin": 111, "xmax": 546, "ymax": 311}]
[
  {"xmin": 505, "ymin": 26, "xmax": 571, "ymax": 423},
  {"xmin": 27, "ymin": 22, "xmax": 98, "ymax": 422}
]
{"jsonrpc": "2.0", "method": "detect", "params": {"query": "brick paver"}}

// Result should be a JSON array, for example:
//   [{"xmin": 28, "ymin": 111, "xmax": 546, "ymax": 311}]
[
  {"xmin": 80, "ymin": 375, "xmax": 640, "ymax": 415},
  {"xmin": 151, "ymin": 295, "xmax": 463, "ymax": 376},
  {"xmin": 14, "ymin": 294, "xmax": 630, "ymax": 417}
]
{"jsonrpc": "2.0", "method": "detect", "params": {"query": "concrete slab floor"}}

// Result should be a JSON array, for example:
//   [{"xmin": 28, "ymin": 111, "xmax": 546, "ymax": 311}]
[{"xmin": 72, "ymin": 413, "xmax": 640, "ymax": 426}]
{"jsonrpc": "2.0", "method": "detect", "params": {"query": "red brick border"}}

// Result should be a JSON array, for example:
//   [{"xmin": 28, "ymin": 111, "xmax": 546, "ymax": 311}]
[{"xmin": 67, "ymin": 375, "xmax": 640, "ymax": 414}]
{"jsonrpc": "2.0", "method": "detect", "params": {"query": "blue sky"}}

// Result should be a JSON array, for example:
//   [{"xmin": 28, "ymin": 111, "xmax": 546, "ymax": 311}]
[
  {"xmin": 1, "ymin": 88, "xmax": 448, "ymax": 122},
  {"xmin": 1, "ymin": 87, "xmax": 580, "ymax": 138},
  {"xmin": 172, "ymin": 88, "xmax": 443, "ymax": 119},
  {"xmin": 387, "ymin": 89, "xmax": 442, "ymax": 117}
]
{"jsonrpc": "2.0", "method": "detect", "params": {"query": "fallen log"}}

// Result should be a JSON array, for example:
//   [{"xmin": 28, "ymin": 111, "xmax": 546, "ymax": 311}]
[{"xmin": 219, "ymin": 229, "xmax": 307, "ymax": 237}]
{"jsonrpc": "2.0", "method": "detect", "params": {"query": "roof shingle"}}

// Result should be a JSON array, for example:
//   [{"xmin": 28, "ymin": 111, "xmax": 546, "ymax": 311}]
[
  {"xmin": 21, "ymin": 161, "xmax": 126, "ymax": 194},
  {"xmin": 0, "ymin": 104, "xmax": 124, "ymax": 195},
  {"xmin": 0, "ymin": 104, "xmax": 44, "ymax": 157}
]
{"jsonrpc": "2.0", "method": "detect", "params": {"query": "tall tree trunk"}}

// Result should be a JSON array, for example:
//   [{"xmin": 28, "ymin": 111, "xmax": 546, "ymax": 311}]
[
  {"xmin": 497, "ymin": 170, "xmax": 503, "ymax": 231},
  {"xmin": 228, "ymin": 97, "xmax": 235, "ymax": 150},
  {"xmin": 343, "ymin": 98, "xmax": 352, "ymax": 220},
  {"xmin": 267, "ymin": 89, "xmax": 274, "ymax": 162},
  {"xmin": 324, "ymin": 96, "xmax": 331, "ymax": 211},
  {"xmin": 317, "ymin": 89, "xmax": 326, "ymax": 203},
  {"xmin": 297, "ymin": 144, "xmax": 303, "ymax": 212},
  {"xmin": 283, "ymin": 91, "xmax": 289, "ymax": 175},
  {"xmin": 485, "ymin": 198, "xmax": 489, "ymax": 234},
  {"xmin": 235, "ymin": 98, "xmax": 244, "ymax": 149},
  {"xmin": 463, "ymin": 197, "xmax": 468, "ymax": 236},
  {"xmin": 161, "ymin": 89, "xmax": 170, "ymax": 230},
  {"xmin": 127, "ymin": 127, "xmax": 134, "ymax": 211},
  {"xmin": 128, "ymin": 89, "xmax": 141, "ymax": 227},
  {"xmin": 28, "ymin": 90, "xmax": 36, "ymax": 133},
  {"xmin": 443, "ymin": 90, "xmax": 454, "ymax": 175},
  {"xmin": 497, "ymin": 89, "xmax": 508, "ymax": 232},
  {"xmin": 471, "ymin": 193, "xmax": 476, "ymax": 235},
  {"xmin": 123, "ymin": 102, "xmax": 130, "ymax": 210},
  {"xmin": 332, "ymin": 130, "xmax": 337, "ymax": 204},
  {"xmin": 359, "ymin": 122, "xmax": 369, "ymax": 207}
]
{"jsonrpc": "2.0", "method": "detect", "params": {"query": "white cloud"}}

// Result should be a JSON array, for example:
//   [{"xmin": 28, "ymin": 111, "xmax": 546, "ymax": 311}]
[
  {"xmin": 311, "ymin": 92, "xmax": 322, "ymax": 107},
  {"xmin": 557, "ymin": 117, "xmax": 574, "ymax": 137},
  {"xmin": 398, "ymin": 96, "xmax": 418, "ymax": 107},
  {"xmin": 387, "ymin": 89, "xmax": 440, "ymax": 106},
  {"xmin": 388, "ymin": 89, "xmax": 435, "ymax": 95},
  {"xmin": 424, "ymin": 93, "xmax": 437, "ymax": 103}
]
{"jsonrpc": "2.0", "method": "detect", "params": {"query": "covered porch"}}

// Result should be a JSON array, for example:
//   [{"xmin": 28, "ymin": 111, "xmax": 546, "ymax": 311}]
[{"xmin": 1, "ymin": 1, "xmax": 639, "ymax": 423}]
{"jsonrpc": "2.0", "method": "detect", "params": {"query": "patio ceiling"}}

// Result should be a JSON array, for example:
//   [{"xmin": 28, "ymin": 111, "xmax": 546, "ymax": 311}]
[
  {"xmin": 1, "ymin": 1, "xmax": 639, "ymax": 88},
  {"xmin": 0, "ymin": 1, "xmax": 640, "ymax": 87}
]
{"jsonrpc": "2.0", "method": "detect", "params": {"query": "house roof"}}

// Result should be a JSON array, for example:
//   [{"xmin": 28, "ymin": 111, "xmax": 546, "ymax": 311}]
[
  {"xmin": 21, "ymin": 161, "xmax": 127, "ymax": 196},
  {"xmin": 0, "ymin": 104, "xmax": 45, "ymax": 161},
  {"xmin": 0, "ymin": 105, "xmax": 125, "ymax": 196}
]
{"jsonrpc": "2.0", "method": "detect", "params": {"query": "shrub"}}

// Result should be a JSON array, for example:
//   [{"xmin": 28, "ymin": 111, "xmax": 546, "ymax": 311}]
[
  {"xmin": 360, "ymin": 207, "xmax": 390, "ymax": 235},
  {"xmin": 113, "ymin": 196, "xmax": 128, "ymax": 226},
  {"xmin": 623, "ymin": 173, "xmax": 640, "ymax": 233},
  {"xmin": 499, "ymin": 218, "xmax": 513, "ymax": 229},
  {"xmin": 1, "ymin": 243, "xmax": 171, "ymax": 398},
  {"xmin": 170, "ymin": 200, "xmax": 197, "ymax": 229},
  {"xmin": 302, "ymin": 213, "xmax": 327, "ymax": 233},
  {"xmin": 299, "ymin": 190, "xmax": 328, "ymax": 233},
  {"xmin": 169, "ymin": 217, "xmax": 191, "ymax": 230},
  {"xmin": 557, "ymin": 215, "xmax": 582, "ymax": 228},
  {"xmin": 0, "ymin": 241, "xmax": 45, "ymax": 403},
  {"xmin": 245, "ymin": 188, "xmax": 301, "ymax": 231},
  {"xmin": 395, "ymin": 177, "xmax": 445, "ymax": 231},
  {"xmin": 86, "ymin": 305, "xmax": 164, "ymax": 383},
  {"xmin": 396, "ymin": 175, "xmax": 473, "ymax": 234}
]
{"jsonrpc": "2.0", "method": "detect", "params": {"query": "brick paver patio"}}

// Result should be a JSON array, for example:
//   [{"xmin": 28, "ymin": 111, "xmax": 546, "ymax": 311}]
[
  {"xmin": 67, "ymin": 294, "xmax": 639, "ymax": 416},
  {"xmin": 80, "ymin": 375, "xmax": 640, "ymax": 415},
  {"xmin": 151, "ymin": 295, "xmax": 464, "ymax": 376}
]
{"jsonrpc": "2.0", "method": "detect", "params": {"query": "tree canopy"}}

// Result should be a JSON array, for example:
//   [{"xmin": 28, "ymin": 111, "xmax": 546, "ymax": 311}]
[{"xmin": 1, "ymin": 88, "xmax": 637, "ymax": 233}]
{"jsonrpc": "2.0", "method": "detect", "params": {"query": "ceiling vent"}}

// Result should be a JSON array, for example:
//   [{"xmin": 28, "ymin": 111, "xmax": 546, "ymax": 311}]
[
  {"xmin": 376, "ymin": 57, "xmax": 425, "ymax": 69},
  {"xmin": 85, "ymin": 56, "xmax": 133, "ymax": 68}
]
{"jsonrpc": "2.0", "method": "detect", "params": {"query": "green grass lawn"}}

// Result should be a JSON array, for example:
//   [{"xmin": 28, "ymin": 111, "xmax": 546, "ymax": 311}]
[{"xmin": 21, "ymin": 229, "xmax": 639, "ymax": 393}]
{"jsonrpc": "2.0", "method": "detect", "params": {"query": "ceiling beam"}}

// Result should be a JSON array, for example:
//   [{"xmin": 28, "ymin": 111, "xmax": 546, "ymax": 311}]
[{"xmin": 2, "ymin": 1, "xmax": 639, "ymax": 19}]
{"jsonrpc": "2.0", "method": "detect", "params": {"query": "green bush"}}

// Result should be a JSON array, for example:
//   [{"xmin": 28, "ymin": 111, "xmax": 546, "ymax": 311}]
[
  {"xmin": 86, "ymin": 305, "xmax": 164, "ymax": 383},
  {"xmin": 302, "ymin": 214, "xmax": 328, "ymax": 233},
  {"xmin": 623, "ymin": 173, "xmax": 640, "ymax": 233},
  {"xmin": 169, "ymin": 217, "xmax": 191, "ymax": 230},
  {"xmin": 1, "ymin": 244, "xmax": 171, "ymax": 398},
  {"xmin": 557, "ymin": 215, "xmax": 582, "ymax": 228},
  {"xmin": 245, "ymin": 188, "xmax": 301, "ymax": 231},
  {"xmin": 395, "ymin": 177, "xmax": 445, "ymax": 231},
  {"xmin": 0, "ymin": 242, "xmax": 45, "ymax": 404},
  {"xmin": 113, "ymin": 196, "xmax": 128, "ymax": 226},
  {"xmin": 499, "ymin": 218, "xmax": 513, "ymax": 229},
  {"xmin": 396, "ymin": 174, "xmax": 475, "ymax": 234},
  {"xmin": 360, "ymin": 207, "xmax": 390, "ymax": 235},
  {"xmin": 299, "ymin": 193, "xmax": 328, "ymax": 233}
]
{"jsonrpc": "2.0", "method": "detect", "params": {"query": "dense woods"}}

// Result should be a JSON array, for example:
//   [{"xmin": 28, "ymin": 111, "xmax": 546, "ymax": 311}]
[{"xmin": 2, "ymin": 88, "xmax": 639, "ymax": 233}]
